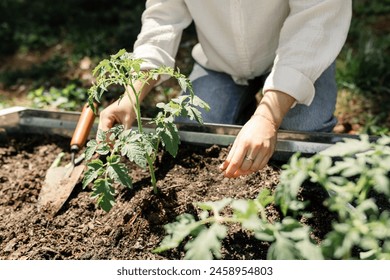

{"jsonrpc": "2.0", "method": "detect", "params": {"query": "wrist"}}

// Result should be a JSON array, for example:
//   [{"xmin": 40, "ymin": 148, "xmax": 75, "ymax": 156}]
[
  {"xmin": 254, "ymin": 90, "xmax": 296, "ymax": 128},
  {"xmin": 251, "ymin": 113, "xmax": 277, "ymax": 131}
]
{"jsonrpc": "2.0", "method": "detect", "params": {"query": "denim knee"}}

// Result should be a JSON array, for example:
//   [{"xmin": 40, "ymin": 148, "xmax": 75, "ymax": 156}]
[{"xmin": 280, "ymin": 62, "xmax": 338, "ymax": 132}]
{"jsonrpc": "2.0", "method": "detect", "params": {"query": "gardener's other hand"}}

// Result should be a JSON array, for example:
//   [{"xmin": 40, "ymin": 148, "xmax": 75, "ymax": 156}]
[
  {"xmin": 219, "ymin": 90, "xmax": 296, "ymax": 177},
  {"xmin": 219, "ymin": 113, "xmax": 277, "ymax": 178}
]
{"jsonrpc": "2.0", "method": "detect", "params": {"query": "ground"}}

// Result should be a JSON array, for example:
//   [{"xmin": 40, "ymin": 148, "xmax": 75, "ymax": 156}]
[{"xmin": 0, "ymin": 133, "xmax": 334, "ymax": 260}]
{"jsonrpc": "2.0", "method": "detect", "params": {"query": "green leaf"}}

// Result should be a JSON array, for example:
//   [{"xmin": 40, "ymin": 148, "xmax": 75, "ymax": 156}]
[
  {"xmin": 153, "ymin": 214, "xmax": 201, "ymax": 253},
  {"xmin": 92, "ymin": 178, "xmax": 115, "ymax": 212},
  {"xmin": 231, "ymin": 199, "xmax": 263, "ymax": 231},
  {"xmin": 177, "ymin": 77, "xmax": 188, "ymax": 93},
  {"xmin": 82, "ymin": 159, "xmax": 104, "ymax": 188},
  {"xmin": 96, "ymin": 143, "xmax": 111, "ymax": 156},
  {"xmin": 372, "ymin": 171, "xmax": 390, "ymax": 195},
  {"xmin": 320, "ymin": 136, "xmax": 372, "ymax": 157},
  {"xmin": 190, "ymin": 95, "xmax": 210, "ymax": 111},
  {"xmin": 121, "ymin": 139, "xmax": 147, "ymax": 169},
  {"xmin": 275, "ymin": 162, "xmax": 308, "ymax": 215},
  {"xmin": 267, "ymin": 235, "xmax": 298, "ymax": 260},
  {"xmin": 256, "ymin": 188, "xmax": 274, "ymax": 207},
  {"xmin": 111, "ymin": 48, "xmax": 126, "ymax": 60},
  {"xmin": 142, "ymin": 133, "xmax": 158, "ymax": 156},
  {"xmin": 107, "ymin": 162, "xmax": 132, "ymax": 189},
  {"xmin": 184, "ymin": 223, "xmax": 227, "ymax": 260},
  {"xmin": 85, "ymin": 139, "xmax": 98, "ymax": 160},
  {"xmin": 254, "ymin": 227, "xmax": 276, "ymax": 242},
  {"xmin": 184, "ymin": 106, "xmax": 204, "ymax": 124},
  {"xmin": 197, "ymin": 198, "xmax": 232, "ymax": 214},
  {"xmin": 296, "ymin": 239, "xmax": 324, "ymax": 260},
  {"xmin": 96, "ymin": 129, "xmax": 107, "ymax": 143},
  {"xmin": 157, "ymin": 122, "xmax": 180, "ymax": 157}
]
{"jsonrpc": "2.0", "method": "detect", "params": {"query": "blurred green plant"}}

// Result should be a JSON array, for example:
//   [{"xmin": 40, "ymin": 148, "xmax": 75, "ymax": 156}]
[
  {"xmin": 336, "ymin": 0, "xmax": 389, "ymax": 95},
  {"xmin": 156, "ymin": 135, "xmax": 390, "ymax": 260},
  {"xmin": 334, "ymin": 0, "xmax": 389, "ymax": 135},
  {"xmin": 27, "ymin": 83, "xmax": 87, "ymax": 111},
  {"xmin": 0, "ymin": 0, "xmax": 144, "ymax": 57},
  {"xmin": 0, "ymin": 96, "xmax": 9, "ymax": 109},
  {"xmin": 359, "ymin": 114, "xmax": 390, "ymax": 136},
  {"xmin": 336, "ymin": 33, "xmax": 389, "ymax": 95}
]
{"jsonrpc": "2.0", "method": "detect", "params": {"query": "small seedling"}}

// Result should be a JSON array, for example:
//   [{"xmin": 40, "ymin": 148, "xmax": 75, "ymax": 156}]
[{"xmin": 82, "ymin": 49, "xmax": 209, "ymax": 212}]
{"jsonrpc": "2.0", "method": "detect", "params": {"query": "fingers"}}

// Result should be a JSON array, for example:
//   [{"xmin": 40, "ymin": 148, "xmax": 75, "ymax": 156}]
[
  {"xmin": 97, "ymin": 99, "xmax": 135, "ymax": 132},
  {"xmin": 231, "ymin": 151, "xmax": 272, "ymax": 178},
  {"xmin": 98, "ymin": 109, "xmax": 117, "ymax": 132},
  {"xmin": 219, "ymin": 116, "xmax": 277, "ymax": 178},
  {"xmin": 220, "ymin": 147, "xmax": 271, "ymax": 178}
]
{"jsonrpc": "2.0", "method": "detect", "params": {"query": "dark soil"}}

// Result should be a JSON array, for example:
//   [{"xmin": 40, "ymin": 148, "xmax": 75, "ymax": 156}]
[{"xmin": 0, "ymin": 133, "xmax": 333, "ymax": 260}]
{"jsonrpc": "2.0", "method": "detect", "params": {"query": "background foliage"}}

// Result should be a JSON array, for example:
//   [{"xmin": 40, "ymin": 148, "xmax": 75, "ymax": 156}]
[{"xmin": 0, "ymin": 0, "xmax": 389, "ymax": 133}]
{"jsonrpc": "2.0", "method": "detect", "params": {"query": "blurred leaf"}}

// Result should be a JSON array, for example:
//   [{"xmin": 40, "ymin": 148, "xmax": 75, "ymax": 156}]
[{"xmin": 184, "ymin": 223, "xmax": 227, "ymax": 260}]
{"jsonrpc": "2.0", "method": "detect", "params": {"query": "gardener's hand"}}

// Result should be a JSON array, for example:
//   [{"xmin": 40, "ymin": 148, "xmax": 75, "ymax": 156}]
[
  {"xmin": 219, "ymin": 90, "xmax": 296, "ymax": 177},
  {"xmin": 98, "ymin": 96, "xmax": 136, "ymax": 132},
  {"xmin": 219, "ymin": 113, "xmax": 277, "ymax": 177},
  {"xmin": 97, "ymin": 78, "xmax": 158, "ymax": 132}
]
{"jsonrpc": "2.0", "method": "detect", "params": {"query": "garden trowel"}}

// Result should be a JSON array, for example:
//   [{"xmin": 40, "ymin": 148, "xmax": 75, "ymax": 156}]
[{"xmin": 38, "ymin": 103, "xmax": 96, "ymax": 215}]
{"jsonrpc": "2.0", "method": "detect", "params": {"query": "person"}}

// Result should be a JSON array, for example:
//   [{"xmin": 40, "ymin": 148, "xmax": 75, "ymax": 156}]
[{"xmin": 97, "ymin": 0, "xmax": 352, "ymax": 178}]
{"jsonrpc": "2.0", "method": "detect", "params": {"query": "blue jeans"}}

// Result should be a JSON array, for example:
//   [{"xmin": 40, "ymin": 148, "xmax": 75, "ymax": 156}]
[{"xmin": 177, "ymin": 62, "xmax": 338, "ymax": 132}]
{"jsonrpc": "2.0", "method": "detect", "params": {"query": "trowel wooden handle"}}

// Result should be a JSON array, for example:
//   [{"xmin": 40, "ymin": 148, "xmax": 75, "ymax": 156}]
[{"xmin": 70, "ymin": 103, "xmax": 97, "ymax": 152}]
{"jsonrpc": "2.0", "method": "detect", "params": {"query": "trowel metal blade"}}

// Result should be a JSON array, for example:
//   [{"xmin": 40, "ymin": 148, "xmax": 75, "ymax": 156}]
[{"xmin": 38, "ymin": 164, "xmax": 85, "ymax": 215}]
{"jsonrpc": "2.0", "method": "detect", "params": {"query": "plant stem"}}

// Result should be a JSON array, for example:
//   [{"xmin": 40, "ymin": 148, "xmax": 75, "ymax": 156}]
[
  {"xmin": 127, "ymin": 83, "xmax": 143, "ymax": 133},
  {"xmin": 146, "ymin": 153, "xmax": 158, "ymax": 194}
]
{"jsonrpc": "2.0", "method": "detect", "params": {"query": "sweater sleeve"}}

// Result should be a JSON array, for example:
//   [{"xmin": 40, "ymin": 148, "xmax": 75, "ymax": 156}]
[
  {"xmin": 263, "ymin": 0, "xmax": 352, "ymax": 106},
  {"xmin": 132, "ymin": 0, "xmax": 192, "ymax": 83}
]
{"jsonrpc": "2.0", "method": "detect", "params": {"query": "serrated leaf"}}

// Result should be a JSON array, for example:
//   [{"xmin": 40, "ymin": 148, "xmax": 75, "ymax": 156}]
[
  {"xmin": 257, "ymin": 188, "xmax": 274, "ymax": 207},
  {"xmin": 157, "ymin": 122, "xmax": 180, "ymax": 157},
  {"xmin": 177, "ymin": 77, "xmax": 188, "ymax": 93},
  {"xmin": 107, "ymin": 162, "xmax": 132, "ymax": 189},
  {"xmin": 92, "ymin": 178, "xmax": 115, "ymax": 212},
  {"xmin": 190, "ymin": 95, "xmax": 210, "ymax": 111},
  {"xmin": 295, "ymin": 239, "xmax": 324, "ymax": 260},
  {"xmin": 153, "ymin": 214, "xmax": 201, "ymax": 253},
  {"xmin": 372, "ymin": 172, "xmax": 390, "ymax": 195},
  {"xmin": 109, "ymin": 124, "xmax": 125, "ymax": 138},
  {"xmin": 231, "ymin": 199, "xmax": 263, "ymax": 231},
  {"xmin": 82, "ymin": 159, "xmax": 104, "ymax": 188},
  {"xmin": 197, "ymin": 198, "xmax": 232, "ymax": 214},
  {"xmin": 275, "ymin": 168, "xmax": 308, "ymax": 216},
  {"xmin": 184, "ymin": 223, "xmax": 227, "ymax": 260},
  {"xmin": 320, "ymin": 137, "xmax": 372, "ymax": 157},
  {"xmin": 278, "ymin": 218, "xmax": 308, "ymax": 240},
  {"xmin": 121, "ymin": 140, "xmax": 147, "ymax": 168},
  {"xmin": 112, "ymin": 48, "xmax": 126, "ymax": 60},
  {"xmin": 96, "ymin": 129, "xmax": 107, "ymax": 143},
  {"xmin": 267, "ymin": 235, "xmax": 298, "ymax": 260},
  {"xmin": 142, "ymin": 134, "xmax": 157, "ymax": 156},
  {"xmin": 85, "ymin": 139, "xmax": 98, "ymax": 160},
  {"xmin": 184, "ymin": 106, "xmax": 204, "ymax": 123},
  {"xmin": 254, "ymin": 227, "xmax": 276, "ymax": 242},
  {"xmin": 96, "ymin": 143, "xmax": 111, "ymax": 156}
]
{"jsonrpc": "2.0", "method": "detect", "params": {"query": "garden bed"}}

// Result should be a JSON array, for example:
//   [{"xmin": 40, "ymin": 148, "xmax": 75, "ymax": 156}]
[{"xmin": 0, "ymin": 130, "xmax": 335, "ymax": 260}]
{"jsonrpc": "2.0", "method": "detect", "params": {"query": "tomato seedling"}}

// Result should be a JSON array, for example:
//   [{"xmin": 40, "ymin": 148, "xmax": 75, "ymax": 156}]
[{"xmin": 82, "ymin": 49, "xmax": 209, "ymax": 212}]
